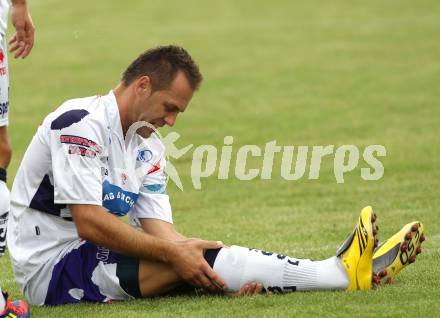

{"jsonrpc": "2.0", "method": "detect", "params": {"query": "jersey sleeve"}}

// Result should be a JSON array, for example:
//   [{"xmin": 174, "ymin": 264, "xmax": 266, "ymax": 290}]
[
  {"xmin": 49, "ymin": 108, "xmax": 107, "ymax": 205},
  {"xmin": 130, "ymin": 138, "xmax": 173, "ymax": 224}
]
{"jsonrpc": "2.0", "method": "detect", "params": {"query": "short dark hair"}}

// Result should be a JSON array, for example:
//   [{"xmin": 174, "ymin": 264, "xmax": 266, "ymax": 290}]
[{"xmin": 121, "ymin": 45, "xmax": 203, "ymax": 91}]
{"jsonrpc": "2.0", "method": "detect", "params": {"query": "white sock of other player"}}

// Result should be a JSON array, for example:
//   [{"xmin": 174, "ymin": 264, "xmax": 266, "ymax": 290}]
[
  {"xmin": 209, "ymin": 246, "xmax": 349, "ymax": 292},
  {"xmin": 0, "ymin": 286, "xmax": 5, "ymax": 311},
  {"xmin": 0, "ymin": 178, "xmax": 10, "ymax": 256}
]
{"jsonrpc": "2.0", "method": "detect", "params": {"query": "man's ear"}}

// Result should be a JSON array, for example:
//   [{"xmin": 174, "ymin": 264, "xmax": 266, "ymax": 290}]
[{"xmin": 135, "ymin": 76, "xmax": 152, "ymax": 97}]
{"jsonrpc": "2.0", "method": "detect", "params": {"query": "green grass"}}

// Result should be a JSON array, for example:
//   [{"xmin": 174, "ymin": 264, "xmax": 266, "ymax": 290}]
[{"xmin": 2, "ymin": 0, "xmax": 440, "ymax": 316}]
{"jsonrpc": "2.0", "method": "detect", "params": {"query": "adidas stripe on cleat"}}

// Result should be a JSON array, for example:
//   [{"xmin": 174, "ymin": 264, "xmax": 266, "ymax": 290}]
[
  {"xmin": 336, "ymin": 206, "xmax": 379, "ymax": 290},
  {"xmin": 373, "ymin": 221, "xmax": 425, "ymax": 285}
]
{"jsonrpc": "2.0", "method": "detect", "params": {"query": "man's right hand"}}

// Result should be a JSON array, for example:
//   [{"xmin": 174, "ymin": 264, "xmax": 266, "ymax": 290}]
[{"xmin": 168, "ymin": 239, "xmax": 226, "ymax": 292}]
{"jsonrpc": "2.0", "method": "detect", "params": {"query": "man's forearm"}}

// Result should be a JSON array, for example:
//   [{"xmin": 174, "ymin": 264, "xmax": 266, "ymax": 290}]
[{"xmin": 70, "ymin": 204, "xmax": 176, "ymax": 263}]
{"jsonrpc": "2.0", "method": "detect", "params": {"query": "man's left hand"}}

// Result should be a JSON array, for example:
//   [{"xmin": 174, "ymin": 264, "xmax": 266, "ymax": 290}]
[{"xmin": 9, "ymin": 2, "xmax": 35, "ymax": 59}]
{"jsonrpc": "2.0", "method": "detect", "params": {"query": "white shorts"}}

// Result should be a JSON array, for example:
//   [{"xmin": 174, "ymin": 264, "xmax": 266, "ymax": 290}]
[
  {"xmin": 7, "ymin": 206, "xmax": 141, "ymax": 305},
  {"xmin": 0, "ymin": 33, "xmax": 9, "ymax": 127}
]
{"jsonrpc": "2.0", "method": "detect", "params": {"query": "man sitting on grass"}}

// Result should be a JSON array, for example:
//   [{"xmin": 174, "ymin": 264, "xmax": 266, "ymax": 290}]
[{"xmin": 6, "ymin": 45, "xmax": 425, "ymax": 306}]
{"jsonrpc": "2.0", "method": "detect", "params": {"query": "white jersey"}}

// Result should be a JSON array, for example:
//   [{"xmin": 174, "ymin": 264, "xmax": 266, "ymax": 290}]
[
  {"xmin": 0, "ymin": 0, "xmax": 9, "ymax": 36},
  {"xmin": 7, "ymin": 91, "xmax": 172, "ymax": 295}
]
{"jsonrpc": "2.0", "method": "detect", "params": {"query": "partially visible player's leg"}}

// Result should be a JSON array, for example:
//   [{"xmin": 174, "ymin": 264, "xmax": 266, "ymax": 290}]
[
  {"xmin": 0, "ymin": 128, "xmax": 11, "ymax": 255},
  {"xmin": 0, "ymin": 32, "xmax": 11, "ymax": 257},
  {"xmin": 0, "ymin": 127, "xmax": 11, "ymax": 169},
  {"xmin": 0, "ymin": 174, "xmax": 9, "ymax": 256},
  {"xmin": 0, "ymin": 156, "xmax": 9, "ymax": 256}
]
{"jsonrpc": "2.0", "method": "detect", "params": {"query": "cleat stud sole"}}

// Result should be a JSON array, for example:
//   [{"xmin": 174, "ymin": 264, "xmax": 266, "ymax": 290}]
[
  {"xmin": 401, "ymin": 243, "xmax": 408, "ymax": 252},
  {"xmin": 372, "ymin": 274, "xmax": 380, "ymax": 285}
]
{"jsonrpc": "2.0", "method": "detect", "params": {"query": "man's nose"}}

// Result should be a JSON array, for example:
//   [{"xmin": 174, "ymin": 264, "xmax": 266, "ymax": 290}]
[{"xmin": 164, "ymin": 113, "xmax": 177, "ymax": 127}]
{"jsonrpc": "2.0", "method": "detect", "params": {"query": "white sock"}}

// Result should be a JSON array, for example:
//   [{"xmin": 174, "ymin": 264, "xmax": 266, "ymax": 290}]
[
  {"xmin": 213, "ymin": 246, "xmax": 349, "ymax": 292},
  {"xmin": 0, "ymin": 286, "xmax": 5, "ymax": 311},
  {"xmin": 0, "ymin": 180, "xmax": 9, "ymax": 215},
  {"xmin": 0, "ymin": 180, "xmax": 10, "ymax": 256}
]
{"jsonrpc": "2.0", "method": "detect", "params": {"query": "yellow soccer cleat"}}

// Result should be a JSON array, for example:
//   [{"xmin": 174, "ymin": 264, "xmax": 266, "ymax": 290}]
[
  {"xmin": 372, "ymin": 221, "xmax": 425, "ymax": 285},
  {"xmin": 336, "ymin": 206, "xmax": 379, "ymax": 290}
]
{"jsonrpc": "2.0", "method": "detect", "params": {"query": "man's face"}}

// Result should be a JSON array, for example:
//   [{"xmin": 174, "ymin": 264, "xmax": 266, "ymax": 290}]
[{"xmin": 132, "ymin": 71, "xmax": 194, "ymax": 136}]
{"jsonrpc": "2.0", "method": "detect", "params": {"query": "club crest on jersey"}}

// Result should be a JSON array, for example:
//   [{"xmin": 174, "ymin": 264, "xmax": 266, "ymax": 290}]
[{"xmin": 136, "ymin": 149, "xmax": 153, "ymax": 163}]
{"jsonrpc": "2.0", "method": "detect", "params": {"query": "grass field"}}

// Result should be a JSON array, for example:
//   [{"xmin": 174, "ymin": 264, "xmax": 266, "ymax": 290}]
[{"xmin": 1, "ymin": 0, "xmax": 440, "ymax": 316}]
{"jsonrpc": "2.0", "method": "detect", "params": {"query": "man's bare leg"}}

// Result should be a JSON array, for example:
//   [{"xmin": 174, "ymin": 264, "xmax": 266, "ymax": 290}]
[
  {"xmin": 138, "ymin": 259, "xmax": 181, "ymax": 297},
  {"xmin": 0, "ymin": 127, "xmax": 12, "ymax": 169},
  {"xmin": 0, "ymin": 127, "xmax": 11, "ymax": 256}
]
